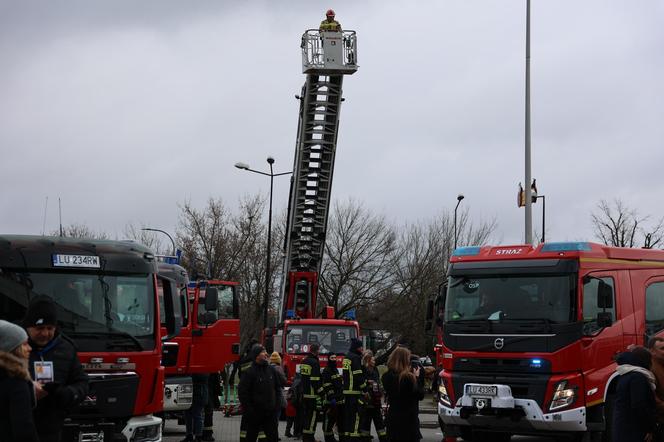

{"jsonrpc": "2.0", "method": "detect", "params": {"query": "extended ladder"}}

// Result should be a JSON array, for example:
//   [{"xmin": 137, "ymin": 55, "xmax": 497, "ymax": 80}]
[{"xmin": 279, "ymin": 30, "xmax": 358, "ymax": 322}]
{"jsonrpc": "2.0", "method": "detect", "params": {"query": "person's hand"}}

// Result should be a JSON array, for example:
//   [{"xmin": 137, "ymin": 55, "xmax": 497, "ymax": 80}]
[
  {"xmin": 413, "ymin": 366, "xmax": 421, "ymax": 378},
  {"xmin": 33, "ymin": 381, "xmax": 48, "ymax": 400}
]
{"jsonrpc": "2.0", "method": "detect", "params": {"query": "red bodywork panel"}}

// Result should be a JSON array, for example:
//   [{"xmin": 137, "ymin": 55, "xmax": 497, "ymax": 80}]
[
  {"xmin": 437, "ymin": 242, "xmax": 664, "ymax": 415},
  {"xmin": 165, "ymin": 280, "xmax": 240, "ymax": 375}
]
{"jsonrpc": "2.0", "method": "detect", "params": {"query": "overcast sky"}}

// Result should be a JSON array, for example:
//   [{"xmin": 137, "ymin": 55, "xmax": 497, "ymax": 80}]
[{"xmin": 1, "ymin": 0, "xmax": 662, "ymax": 246}]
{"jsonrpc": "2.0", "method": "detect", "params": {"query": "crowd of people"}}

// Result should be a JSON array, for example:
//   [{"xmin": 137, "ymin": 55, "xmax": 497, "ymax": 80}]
[
  {"xmin": 236, "ymin": 338, "xmax": 425, "ymax": 442},
  {"xmin": 0, "ymin": 296, "xmax": 89, "ymax": 442}
]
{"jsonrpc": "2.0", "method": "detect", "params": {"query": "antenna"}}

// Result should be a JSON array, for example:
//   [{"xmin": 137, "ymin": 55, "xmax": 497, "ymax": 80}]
[
  {"xmin": 59, "ymin": 197, "xmax": 63, "ymax": 237},
  {"xmin": 41, "ymin": 197, "xmax": 49, "ymax": 235}
]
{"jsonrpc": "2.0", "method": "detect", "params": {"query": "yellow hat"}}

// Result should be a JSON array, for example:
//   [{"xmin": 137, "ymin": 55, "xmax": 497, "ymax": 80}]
[{"xmin": 270, "ymin": 351, "xmax": 282, "ymax": 365}]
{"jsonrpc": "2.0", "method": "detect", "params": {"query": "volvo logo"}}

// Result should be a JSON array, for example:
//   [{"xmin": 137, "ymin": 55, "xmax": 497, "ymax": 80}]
[{"xmin": 494, "ymin": 338, "xmax": 505, "ymax": 350}]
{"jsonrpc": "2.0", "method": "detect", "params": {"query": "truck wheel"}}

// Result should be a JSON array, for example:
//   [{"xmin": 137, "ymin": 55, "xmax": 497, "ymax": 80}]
[
  {"xmin": 460, "ymin": 427, "xmax": 474, "ymax": 441},
  {"xmin": 473, "ymin": 431, "xmax": 510, "ymax": 442}
]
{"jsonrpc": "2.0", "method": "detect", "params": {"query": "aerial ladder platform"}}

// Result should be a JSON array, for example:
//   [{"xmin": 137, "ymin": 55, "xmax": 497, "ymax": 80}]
[{"xmin": 279, "ymin": 29, "xmax": 358, "ymax": 322}]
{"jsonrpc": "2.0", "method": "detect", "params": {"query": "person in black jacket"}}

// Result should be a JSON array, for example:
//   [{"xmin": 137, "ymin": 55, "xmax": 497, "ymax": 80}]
[
  {"xmin": 360, "ymin": 350, "xmax": 387, "ymax": 442},
  {"xmin": 341, "ymin": 338, "xmax": 368, "ymax": 441},
  {"xmin": 301, "ymin": 342, "xmax": 322, "ymax": 442},
  {"xmin": 23, "ymin": 295, "xmax": 89, "ymax": 442},
  {"xmin": 381, "ymin": 346, "xmax": 424, "ymax": 442},
  {"xmin": 238, "ymin": 344, "xmax": 281, "ymax": 442},
  {"xmin": 0, "ymin": 319, "xmax": 40, "ymax": 442},
  {"xmin": 612, "ymin": 346, "xmax": 657, "ymax": 442},
  {"xmin": 321, "ymin": 354, "xmax": 343, "ymax": 442}
]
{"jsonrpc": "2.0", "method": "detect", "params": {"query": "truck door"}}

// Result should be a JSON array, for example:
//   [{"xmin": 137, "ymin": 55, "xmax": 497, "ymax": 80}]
[
  {"xmin": 629, "ymin": 270, "xmax": 664, "ymax": 344},
  {"xmin": 188, "ymin": 284, "xmax": 240, "ymax": 373},
  {"xmin": 580, "ymin": 272, "xmax": 624, "ymax": 375}
]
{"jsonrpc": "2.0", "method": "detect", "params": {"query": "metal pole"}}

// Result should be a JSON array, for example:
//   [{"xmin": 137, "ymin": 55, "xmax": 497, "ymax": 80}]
[
  {"xmin": 541, "ymin": 195, "xmax": 546, "ymax": 243},
  {"xmin": 264, "ymin": 159, "xmax": 275, "ymax": 329},
  {"xmin": 524, "ymin": 0, "xmax": 533, "ymax": 244},
  {"xmin": 141, "ymin": 228, "xmax": 176, "ymax": 255},
  {"xmin": 454, "ymin": 195, "xmax": 464, "ymax": 250}
]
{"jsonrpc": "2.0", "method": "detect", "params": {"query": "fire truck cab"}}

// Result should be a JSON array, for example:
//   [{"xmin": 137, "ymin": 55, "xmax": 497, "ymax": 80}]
[
  {"xmin": 0, "ymin": 235, "xmax": 181, "ymax": 442},
  {"xmin": 436, "ymin": 241, "xmax": 664, "ymax": 441}
]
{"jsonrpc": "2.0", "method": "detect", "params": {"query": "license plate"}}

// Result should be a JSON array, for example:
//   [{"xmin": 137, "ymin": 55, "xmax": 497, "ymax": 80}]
[
  {"xmin": 52, "ymin": 254, "xmax": 101, "ymax": 268},
  {"xmin": 467, "ymin": 385, "xmax": 497, "ymax": 396}
]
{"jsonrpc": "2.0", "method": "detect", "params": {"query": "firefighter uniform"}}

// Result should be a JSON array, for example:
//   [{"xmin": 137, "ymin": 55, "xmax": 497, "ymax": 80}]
[
  {"xmin": 319, "ymin": 19, "xmax": 342, "ymax": 32},
  {"xmin": 341, "ymin": 339, "xmax": 367, "ymax": 441},
  {"xmin": 321, "ymin": 356, "xmax": 344, "ymax": 442},
  {"xmin": 300, "ymin": 349, "xmax": 323, "ymax": 442}
]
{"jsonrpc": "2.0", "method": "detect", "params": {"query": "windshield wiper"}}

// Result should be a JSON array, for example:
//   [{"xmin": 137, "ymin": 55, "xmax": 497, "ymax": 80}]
[
  {"xmin": 72, "ymin": 331, "xmax": 144, "ymax": 351},
  {"xmin": 445, "ymin": 319, "xmax": 494, "ymax": 333}
]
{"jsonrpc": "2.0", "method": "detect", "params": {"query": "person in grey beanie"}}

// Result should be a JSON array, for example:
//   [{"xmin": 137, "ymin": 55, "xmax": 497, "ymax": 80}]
[{"xmin": 0, "ymin": 319, "xmax": 40, "ymax": 441}]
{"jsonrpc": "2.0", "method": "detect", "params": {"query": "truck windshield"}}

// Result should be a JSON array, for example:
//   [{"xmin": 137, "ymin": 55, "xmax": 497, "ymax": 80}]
[
  {"xmin": 444, "ymin": 273, "xmax": 575, "ymax": 324},
  {"xmin": 286, "ymin": 325, "xmax": 357, "ymax": 355},
  {"xmin": 0, "ymin": 270, "xmax": 155, "ymax": 351}
]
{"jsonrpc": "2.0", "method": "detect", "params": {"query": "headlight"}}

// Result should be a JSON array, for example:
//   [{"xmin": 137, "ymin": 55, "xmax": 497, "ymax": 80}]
[
  {"xmin": 180, "ymin": 383, "xmax": 193, "ymax": 395},
  {"xmin": 438, "ymin": 382, "xmax": 452, "ymax": 407},
  {"xmin": 549, "ymin": 380, "xmax": 578, "ymax": 411},
  {"xmin": 132, "ymin": 423, "xmax": 161, "ymax": 442}
]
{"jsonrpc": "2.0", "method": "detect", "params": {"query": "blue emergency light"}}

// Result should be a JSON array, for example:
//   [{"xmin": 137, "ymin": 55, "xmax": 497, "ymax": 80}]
[
  {"xmin": 343, "ymin": 309, "xmax": 356, "ymax": 320},
  {"xmin": 286, "ymin": 309, "xmax": 296, "ymax": 319},
  {"xmin": 541, "ymin": 242, "xmax": 591, "ymax": 252},
  {"xmin": 530, "ymin": 358, "xmax": 542, "ymax": 368},
  {"xmin": 452, "ymin": 246, "xmax": 481, "ymax": 257}
]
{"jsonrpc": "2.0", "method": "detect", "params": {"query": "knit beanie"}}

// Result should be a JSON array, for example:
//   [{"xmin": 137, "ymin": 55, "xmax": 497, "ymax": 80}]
[
  {"xmin": 350, "ymin": 338, "xmax": 363, "ymax": 352},
  {"xmin": 270, "ymin": 351, "xmax": 282, "ymax": 365},
  {"xmin": 249, "ymin": 344, "xmax": 266, "ymax": 361},
  {"xmin": 0, "ymin": 320, "xmax": 28, "ymax": 353},
  {"xmin": 22, "ymin": 295, "xmax": 58, "ymax": 328}
]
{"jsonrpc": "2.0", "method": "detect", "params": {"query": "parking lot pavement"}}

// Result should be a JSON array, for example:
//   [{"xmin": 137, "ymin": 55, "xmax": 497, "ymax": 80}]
[{"xmin": 162, "ymin": 412, "xmax": 554, "ymax": 442}]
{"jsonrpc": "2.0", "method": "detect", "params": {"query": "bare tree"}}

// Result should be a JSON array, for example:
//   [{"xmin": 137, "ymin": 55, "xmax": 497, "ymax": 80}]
[
  {"xmin": 176, "ymin": 195, "xmax": 283, "ymax": 345},
  {"xmin": 373, "ymin": 210, "xmax": 496, "ymax": 355},
  {"xmin": 591, "ymin": 198, "xmax": 664, "ymax": 248},
  {"xmin": 50, "ymin": 223, "xmax": 109, "ymax": 239},
  {"xmin": 318, "ymin": 199, "xmax": 398, "ymax": 317}
]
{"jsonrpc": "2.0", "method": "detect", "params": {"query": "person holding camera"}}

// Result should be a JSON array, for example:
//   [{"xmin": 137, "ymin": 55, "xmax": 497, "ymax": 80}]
[
  {"xmin": 381, "ymin": 347, "xmax": 425, "ymax": 442},
  {"xmin": 359, "ymin": 350, "xmax": 387, "ymax": 442}
]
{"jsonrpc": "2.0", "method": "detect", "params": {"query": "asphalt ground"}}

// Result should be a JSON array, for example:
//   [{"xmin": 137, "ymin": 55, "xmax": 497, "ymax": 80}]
[{"xmin": 162, "ymin": 407, "xmax": 556, "ymax": 442}]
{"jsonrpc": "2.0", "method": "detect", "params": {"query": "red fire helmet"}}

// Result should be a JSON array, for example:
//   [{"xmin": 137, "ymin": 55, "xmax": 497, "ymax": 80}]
[{"xmin": 326, "ymin": 9, "xmax": 335, "ymax": 17}]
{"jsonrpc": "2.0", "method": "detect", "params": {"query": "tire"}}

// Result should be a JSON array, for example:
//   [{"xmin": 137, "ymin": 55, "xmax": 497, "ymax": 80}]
[{"xmin": 473, "ymin": 430, "xmax": 510, "ymax": 442}]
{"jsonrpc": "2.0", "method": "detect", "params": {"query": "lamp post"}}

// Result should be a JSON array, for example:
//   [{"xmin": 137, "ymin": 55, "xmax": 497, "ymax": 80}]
[
  {"xmin": 534, "ymin": 195, "xmax": 546, "ymax": 243},
  {"xmin": 454, "ymin": 194, "xmax": 465, "ymax": 250},
  {"xmin": 141, "ymin": 227, "xmax": 176, "ymax": 255},
  {"xmin": 235, "ymin": 157, "xmax": 292, "ymax": 329}
]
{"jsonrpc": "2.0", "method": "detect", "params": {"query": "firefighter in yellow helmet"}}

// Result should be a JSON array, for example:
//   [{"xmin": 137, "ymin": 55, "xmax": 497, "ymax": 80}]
[{"xmin": 319, "ymin": 9, "xmax": 342, "ymax": 32}]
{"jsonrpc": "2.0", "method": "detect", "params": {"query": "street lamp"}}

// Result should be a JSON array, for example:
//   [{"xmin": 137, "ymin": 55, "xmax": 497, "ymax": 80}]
[
  {"xmin": 141, "ymin": 228, "xmax": 176, "ymax": 255},
  {"xmin": 235, "ymin": 157, "xmax": 292, "ymax": 329},
  {"xmin": 454, "ymin": 194, "xmax": 465, "ymax": 250}
]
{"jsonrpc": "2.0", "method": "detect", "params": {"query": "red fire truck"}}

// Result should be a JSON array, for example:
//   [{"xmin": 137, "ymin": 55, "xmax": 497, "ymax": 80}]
[
  {"xmin": 157, "ymin": 262, "xmax": 240, "ymax": 415},
  {"xmin": 434, "ymin": 241, "xmax": 664, "ymax": 441},
  {"xmin": 0, "ymin": 235, "xmax": 180, "ymax": 441},
  {"xmin": 264, "ymin": 27, "xmax": 360, "ymax": 381}
]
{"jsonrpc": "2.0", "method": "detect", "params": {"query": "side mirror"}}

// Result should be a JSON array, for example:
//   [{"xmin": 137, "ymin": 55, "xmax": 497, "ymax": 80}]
[
  {"xmin": 204, "ymin": 287, "xmax": 218, "ymax": 311},
  {"xmin": 426, "ymin": 299, "xmax": 434, "ymax": 321},
  {"xmin": 597, "ymin": 311, "xmax": 613, "ymax": 328},
  {"xmin": 597, "ymin": 280, "xmax": 613, "ymax": 309},
  {"xmin": 160, "ymin": 277, "xmax": 182, "ymax": 341},
  {"xmin": 202, "ymin": 311, "xmax": 217, "ymax": 326}
]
